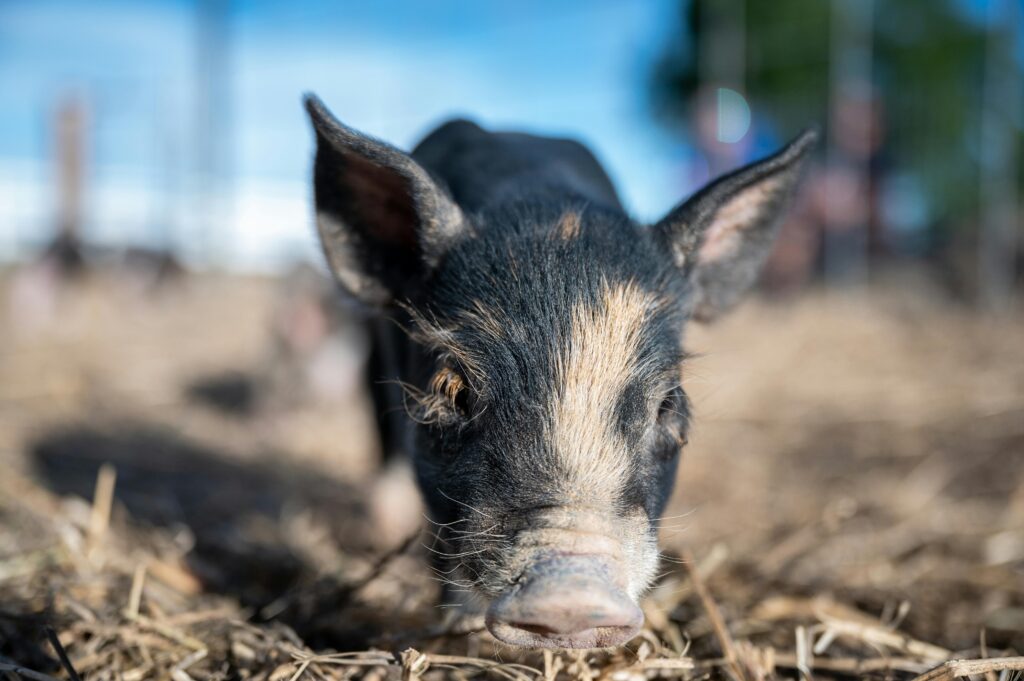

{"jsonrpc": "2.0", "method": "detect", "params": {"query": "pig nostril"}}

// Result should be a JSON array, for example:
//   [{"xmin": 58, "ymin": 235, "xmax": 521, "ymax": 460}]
[
  {"xmin": 510, "ymin": 622, "xmax": 560, "ymax": 637},
  {"xmin": 489, "ymin": 613, "xmax": 642, "ymax": 649},
  {"xmin": 485, "ymin": 557, "xmax": 644, "ymax": 649}
]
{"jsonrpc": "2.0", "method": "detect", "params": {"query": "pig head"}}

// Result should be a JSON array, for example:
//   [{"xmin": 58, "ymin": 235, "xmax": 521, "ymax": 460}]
[{"xmin": 305, "ymin": 95, "xmax": 816, "ymax": 649}]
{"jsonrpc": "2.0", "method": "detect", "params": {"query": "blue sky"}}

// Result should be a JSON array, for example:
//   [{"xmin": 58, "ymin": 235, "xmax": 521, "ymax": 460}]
[
  {"xmin": 0, "ymin": 0, "xmax": 699, "ymax": 266},
  {"xmin": 233, "ymin": 0, "xmax": 685, "ymax": 199},
  {"xmin": 2, "ymin": 0, "xmax": 1016, "ymax": 268}
]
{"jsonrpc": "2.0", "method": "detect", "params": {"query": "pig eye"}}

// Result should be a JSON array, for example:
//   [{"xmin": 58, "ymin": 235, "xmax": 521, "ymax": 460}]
[
  {"xmin": 658, "ymin": 386, "xmax": 682, "ymax": 420},
  {"xmin": 656, "ymin": 385, "xmax": 689, "ymax": 452},
  {"xmin": 430, "ymin": 366, "xmax": 471, "ymax": 418}
]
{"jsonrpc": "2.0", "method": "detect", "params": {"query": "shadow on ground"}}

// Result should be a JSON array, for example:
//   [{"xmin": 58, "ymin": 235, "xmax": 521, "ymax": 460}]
[{"xmin": 26, "ymin": 421, "xmax": 423, "ymax": 649}]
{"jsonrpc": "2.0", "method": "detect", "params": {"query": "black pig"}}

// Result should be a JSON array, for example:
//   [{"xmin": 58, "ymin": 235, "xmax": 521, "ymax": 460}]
[{"xmin": 305, "ymin": 95, "xmax": 816, "ymax": 649}]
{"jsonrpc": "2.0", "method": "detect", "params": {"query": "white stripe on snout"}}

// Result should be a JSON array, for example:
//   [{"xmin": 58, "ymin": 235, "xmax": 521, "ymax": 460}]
[{"xmin": 548, "ymin": 281, "xmax": 663, "ymax": 503}]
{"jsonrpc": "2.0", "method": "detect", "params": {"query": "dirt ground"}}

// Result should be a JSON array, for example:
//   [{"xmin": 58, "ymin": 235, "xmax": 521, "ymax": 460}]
[{"xmin": 1, "ymin": 265, "xmax": 1022, "ymax": 680}]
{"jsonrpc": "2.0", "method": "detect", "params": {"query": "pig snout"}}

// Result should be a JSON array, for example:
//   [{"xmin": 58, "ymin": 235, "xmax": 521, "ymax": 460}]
[
  {"xmin": 484, "ymin": 526, "xmax": 644, "ymax": 649},
  {"xmin": 486, "ymin": 556, "xmax": 642, "ymax": 648}
]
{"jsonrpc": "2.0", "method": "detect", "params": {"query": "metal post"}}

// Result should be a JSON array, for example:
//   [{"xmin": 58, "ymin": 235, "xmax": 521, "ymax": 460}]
[
  {"xmin": 823, "ymin": 0, "xmax": 874, "ymax": 287},
  {"xmin": 194, "ymin": 0, "xmax": 232, "ymax": 267},
  {"xmin": 977, "ymin": 0, "xmax": 1021, "ymax": 310}
]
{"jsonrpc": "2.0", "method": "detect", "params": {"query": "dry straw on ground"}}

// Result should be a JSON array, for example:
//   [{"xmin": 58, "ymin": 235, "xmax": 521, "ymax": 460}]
[{"xmin": 1, "ymin": 269, "xmax": 1022, "ymax": 680}]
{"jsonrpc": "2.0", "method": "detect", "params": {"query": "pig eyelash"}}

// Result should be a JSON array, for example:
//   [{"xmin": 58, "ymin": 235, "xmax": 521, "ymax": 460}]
[
  {"xmin": 392, "ymin": 371, "xmax": 474, "ymax": 427},
  {"xmin": 430, "ymin": 365, "xmax": 472, "ymax": 416},
  {"xmin": 396, "ymin": 356, "xmax": 487, "ymax": 427},
  {"xmin": 657, "ymin": 385, "xmax": 685, "ymax": 418},
  {"xmin": 651, "ymin": 385, "xmax": 690, "ymax": 456},
  {"xmin": 389, "ymin": 379, "xmax": 448, "ymax": 426},
  {"xmin": 657, "ymin": 394, "xmax": 675, "ymax": 418}
]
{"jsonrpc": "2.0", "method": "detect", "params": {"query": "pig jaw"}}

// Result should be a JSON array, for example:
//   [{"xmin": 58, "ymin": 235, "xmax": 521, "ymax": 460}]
[{"xmin": 476, "ymin": 508, "xmax": 658, "ymax": 650}]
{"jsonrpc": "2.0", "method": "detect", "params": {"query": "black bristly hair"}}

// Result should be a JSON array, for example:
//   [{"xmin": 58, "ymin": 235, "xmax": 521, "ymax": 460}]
[{"xmin": 305, "ymin": 93, "xmax": 816, "ymax": 600}]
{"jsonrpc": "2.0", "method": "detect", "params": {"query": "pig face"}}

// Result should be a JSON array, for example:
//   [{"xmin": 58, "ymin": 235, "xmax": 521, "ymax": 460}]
[
  {"xmin": 406, "ymin": 223, "xmax": 689, "ymax": 648},
  {"xmin": 305, "ymin": 96, "xmax": 816, "ymax": 649}
]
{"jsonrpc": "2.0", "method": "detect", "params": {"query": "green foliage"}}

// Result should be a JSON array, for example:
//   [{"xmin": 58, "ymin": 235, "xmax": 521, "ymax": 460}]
[{"xmin": 650, "ymin": 0, "xmax": 1018, "ymax": 229}]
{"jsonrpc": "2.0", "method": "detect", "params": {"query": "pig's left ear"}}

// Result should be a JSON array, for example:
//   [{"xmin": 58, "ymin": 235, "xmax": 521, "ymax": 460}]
[{"xmin": 655, "ymin": 129, "xmax": 818, "ymax": 322}]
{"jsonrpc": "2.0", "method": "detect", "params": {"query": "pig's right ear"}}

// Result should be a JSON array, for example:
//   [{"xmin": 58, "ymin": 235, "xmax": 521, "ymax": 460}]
[{"xmin": 305, "ymin": 95, "xmax": 467, "ymax": 306}]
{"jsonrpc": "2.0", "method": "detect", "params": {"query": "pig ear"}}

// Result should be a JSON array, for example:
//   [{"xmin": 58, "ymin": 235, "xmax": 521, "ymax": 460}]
[
  {"xmin": 304, "ymin": 95, "xmax": 467, "ymax": 305},
  {"xmin": 655, "ymin": 129, "xmax": 818, "ymax": 322}
]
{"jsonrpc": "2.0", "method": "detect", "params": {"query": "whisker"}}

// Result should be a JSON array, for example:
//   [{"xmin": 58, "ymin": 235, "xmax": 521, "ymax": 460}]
[
  {"xmin": 448, "ymin": 526, "xmax": 506, "ymax": 539},
  {"xmin": 422, "ymin": 514, "xmax": 473, "ymax": 528},
  {"xmin": 427, "ymin": 575, "xmax": 476, "ymax": 589},
  {"xmin": 438, "ymin": 489, "xmax": 493, "ymax": 518},
  {"xmin": 421, "ymin": 543, "xmax": 490, "ymax": 558},
  {"xmin": 429, "ymin": 563, "xmax": 463, "ymax": 576},
  {"xmin": 651, "ymin": 569, "xmax": 677, "ymax": 582},
  {"xmin": 652, "ymin": 509, "xmax": 697, "ymax": 522}
]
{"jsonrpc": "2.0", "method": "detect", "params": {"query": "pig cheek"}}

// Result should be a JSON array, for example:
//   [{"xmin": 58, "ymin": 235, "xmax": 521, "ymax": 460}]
[
  {"xmin": 643, "ymin": 429, "xmax": 684, "ymax": 518},
  {"xmin": 650, "ymin": 452, "xmax": 681, "ymax": 519},
  {"xmin": 412, "ymin": 455, "xmax": 460, "ymax": 526},
  {"xmin": 617, "ymin": 511, "xmax": 660, "ymax": 599},
  {"xmin": 411, "ymin": 430, "xmax": 466, "ymax": 514},
  {"xmin": 455, "ymin": 527, "xmax": 518, "ymax": 598}
]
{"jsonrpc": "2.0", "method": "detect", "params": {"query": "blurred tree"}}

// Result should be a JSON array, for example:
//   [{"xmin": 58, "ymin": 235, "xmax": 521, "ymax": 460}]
[{"xmin": 650, "ymin": 0, "xmax": 1022, "ymax": 292}]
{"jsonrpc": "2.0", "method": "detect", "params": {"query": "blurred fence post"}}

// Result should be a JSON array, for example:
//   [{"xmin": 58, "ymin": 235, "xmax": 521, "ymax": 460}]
[
  {"xmin": 823, "ymin": 0, "xmax": 874, "ymax": 288},
  {"xmin": 193, "ymin": 0, "xmax": 232, "ymax": 267},
  {"xmin": 54, "ymin": 96, "xmax": 86, "ymax": 248},
  {"xmin": 977, "ymin": 0, "xmax": 1021, "ymax": 311},
  {"xmin": 698, "ymin": 0, "xmax": 745, "ymax": 98},
  {"xmin": 697, "ymin": 0, "xmax": 747, "ymax": 176}
]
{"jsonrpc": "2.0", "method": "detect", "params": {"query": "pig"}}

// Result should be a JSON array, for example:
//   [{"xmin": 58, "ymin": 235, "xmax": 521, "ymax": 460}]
[{"xmin": 304, "ymin": 94, "xmax": 816, "ymax": 649}]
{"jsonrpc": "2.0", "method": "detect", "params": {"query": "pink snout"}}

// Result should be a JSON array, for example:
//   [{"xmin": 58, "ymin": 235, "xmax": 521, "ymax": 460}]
[{"xmin": 485, "ymin": 556, "xmax": 643, "ymax": 649}]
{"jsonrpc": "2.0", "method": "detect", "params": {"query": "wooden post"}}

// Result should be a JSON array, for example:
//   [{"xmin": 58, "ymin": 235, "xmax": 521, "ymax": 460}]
[{"xmin": 49, "ymin": 94, "xmax": 88, "ymax": 272}]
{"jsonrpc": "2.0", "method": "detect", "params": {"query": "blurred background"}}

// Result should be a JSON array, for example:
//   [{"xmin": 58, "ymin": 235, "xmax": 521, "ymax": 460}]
[
  {"xmin": 1, "ymin": 0, "xmax": 1021, "ymax": 302},
  {"xmin": 1, "ymin": 0, "xmax": 1023, "ymax": 674}
]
